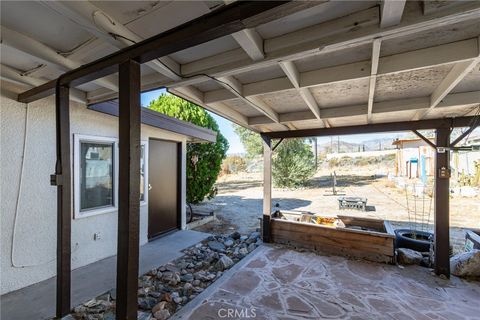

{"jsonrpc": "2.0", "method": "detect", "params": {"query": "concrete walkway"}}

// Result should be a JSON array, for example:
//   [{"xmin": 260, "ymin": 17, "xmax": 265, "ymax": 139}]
[
  {"xmin": 175, "ymin": 244, "xmax": 480, "ymax": 320},
  {"xmin": 1, "ymin": 230, "xmax": 209, "ymax": 320}
]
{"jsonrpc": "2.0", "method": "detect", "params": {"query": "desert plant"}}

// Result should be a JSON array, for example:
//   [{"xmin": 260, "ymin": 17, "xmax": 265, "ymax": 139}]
[
  {"xmin": 221, "ymin": 155, "xmax": 247, "ymax": 175},
  {"xmin": 148, "ymin": 93, "xmax": 228, "ymax": 203},
  {"xmin": 273, "ymin": 139, "xmax": 316, "ymax": 188}
]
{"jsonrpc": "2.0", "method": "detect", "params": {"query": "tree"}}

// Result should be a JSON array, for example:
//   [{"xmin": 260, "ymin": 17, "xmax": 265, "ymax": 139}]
[
  {"xmin": 148, "ymin": 94, "xmax": 228, "ymax": 203},
  {"xmin": 233, "ymin": 124, "xmax": 316, "ymax": 188},
  {"xmin": 233, "ymin": 124, "xmax": 263, "ymax": 157},
  {"xmin": 273, "ymin": 139, "xmax": 316, "ymax": 188}
]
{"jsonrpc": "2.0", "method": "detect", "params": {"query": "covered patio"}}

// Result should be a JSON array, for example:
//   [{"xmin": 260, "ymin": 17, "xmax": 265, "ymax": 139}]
[
  {"xmin": 174, "ymin": 245, "xmax": 480, "ymax": 320},
  {"xmin": 1, "ymin": 1, "xmax": 479, "ymax": 319}
]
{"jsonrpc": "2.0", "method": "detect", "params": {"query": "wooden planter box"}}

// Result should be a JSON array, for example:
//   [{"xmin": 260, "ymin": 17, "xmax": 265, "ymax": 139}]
[{"xmin": 269, "ymin": 211, "xmax": 395, "ymax": 263}]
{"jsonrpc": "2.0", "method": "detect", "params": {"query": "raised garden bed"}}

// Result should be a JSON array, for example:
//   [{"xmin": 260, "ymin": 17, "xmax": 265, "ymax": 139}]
[{"xmin": 269, "ymin": 211, "xmax": 395, "ymax": 263}]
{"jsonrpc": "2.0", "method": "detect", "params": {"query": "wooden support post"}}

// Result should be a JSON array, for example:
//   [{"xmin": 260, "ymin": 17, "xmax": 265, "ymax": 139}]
[
  {"xmin": 434, "ymin": 127, "xmax": 451, "ymax": 278},
  {"xmin": 54, "ymin": 83, "xmax": 72, "ymax": 318},
  {"xmin": 116, "ymin": 59, "xmax": 141, "ymax": 320},
  {"xmin": 262, "ymin": 134, "xmax": 272, "ymax": 243}
]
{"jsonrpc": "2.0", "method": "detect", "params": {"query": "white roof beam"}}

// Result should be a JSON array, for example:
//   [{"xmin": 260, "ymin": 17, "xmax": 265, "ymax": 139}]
[
  {"xmin": 279, "ymin": 61, "xmax": 328, "ymax": 128},
  {"xmin": 415, "ymin": 38, "xmax": 480, "ymax": 120},
  {"xmin": 169, "ymin": 87, "xmax": 250, "ymax": 128},
  {"xmin": 40, "ymin": 0, "xmax": 182, "ymax": 81},
  {"xmin": 216, "ymin": 76, "xmax": 283, "ymax": 126},
  {"xmin": 203, "ymin": 38, "xmax": 479, "ymax": 104},
  {"xmin": 232, "ymin": 29, "xmax": 265, "ymax": 61},
  {"xmin": 380, "ymin": 0, "xmax": 406, "ymax": 28},
  {"xmin": 169, "ymin": 3, "xmax": 480, "ymax": 89},
  {"xmin": 248, "ymin": 91, "xmax": 480, "ymax": 125},
  {"xmin": 367, "ymin": 39, "xmax": 382, "ymax": 123},
  {"xmin": 1, "ymin": 64, "xmax": 86, "ymax": 104},
  {"xmin": 1, "ymin": 26, "xmax": 118, "ymax": 92}
]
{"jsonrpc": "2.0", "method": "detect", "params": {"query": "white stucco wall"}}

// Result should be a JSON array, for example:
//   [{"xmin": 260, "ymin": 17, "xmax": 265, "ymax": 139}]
[{"xmin": 0, "ymin": 91, "xmax": 187, "ymax": 294}]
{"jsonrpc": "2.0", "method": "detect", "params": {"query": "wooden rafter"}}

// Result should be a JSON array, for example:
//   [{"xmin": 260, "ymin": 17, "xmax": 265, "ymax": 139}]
[
  {"xmin": 367, "ymin": 39, "xmax": 381, "ymax": 123},
  {"xmin": 201, "ymin": 38, "xmax": 479, "ymax": 105},
  {"xmin": 17, "ymin": 1, "xmax": 297, "ymax": 103}
]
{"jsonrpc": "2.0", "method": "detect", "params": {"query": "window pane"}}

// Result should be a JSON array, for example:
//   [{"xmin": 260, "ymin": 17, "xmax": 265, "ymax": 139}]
[
  {"xmin": 140, "ymin": 145, "xmax": 145, "ymax": 202},
  {"xmin": 80, "ymin": 142, "xmax": 114, "ymax": 211}
]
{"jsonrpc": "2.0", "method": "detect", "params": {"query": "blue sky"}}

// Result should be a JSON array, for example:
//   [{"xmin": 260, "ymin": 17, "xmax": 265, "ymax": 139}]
[{"xmin": 140, "ymin": 89, "xmax": 409, "ymax": 154}]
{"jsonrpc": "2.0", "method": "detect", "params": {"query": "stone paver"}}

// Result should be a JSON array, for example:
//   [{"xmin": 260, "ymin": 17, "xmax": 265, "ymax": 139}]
[{"xmin": 179, "ymin": 245, "xmax": 480, "ymax": 320}]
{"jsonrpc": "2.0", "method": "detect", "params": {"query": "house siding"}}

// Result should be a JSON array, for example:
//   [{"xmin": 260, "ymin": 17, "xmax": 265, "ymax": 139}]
[{"xmin": 0, "ymin": 92, "xmax": 187, "ymax": 294}]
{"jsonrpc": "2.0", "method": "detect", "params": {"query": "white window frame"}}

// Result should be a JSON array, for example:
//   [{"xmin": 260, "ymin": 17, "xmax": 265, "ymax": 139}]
[
  {"xmin": 140, "ymin": 141, "xmax": 148, "ymax": 207},
  {"xmin": 74, "ymin": 134, "xmax": 119, "ymax": 219}
]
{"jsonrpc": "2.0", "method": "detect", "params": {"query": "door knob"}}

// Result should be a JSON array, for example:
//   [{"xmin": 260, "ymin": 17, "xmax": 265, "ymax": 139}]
[{"xmin": 148, "ymin": 184, "xmax": 152, "ymax": 191}]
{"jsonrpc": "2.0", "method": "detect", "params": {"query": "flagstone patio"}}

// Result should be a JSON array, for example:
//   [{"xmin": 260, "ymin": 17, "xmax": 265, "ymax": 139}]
[{"xmin": 174, "ymin": 245, "xmax": 480, "ymax": 320}]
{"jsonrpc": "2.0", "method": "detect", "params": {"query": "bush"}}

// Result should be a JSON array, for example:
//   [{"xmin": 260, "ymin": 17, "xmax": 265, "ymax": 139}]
[
  {"xmin": 221, "ymin": 155, "xmax": 247, "ymax": 175},
  {"xmin": 148, "ymin": 94, "xmax": 228, "ymax": 203},
  {"xmin": 273, "ymin": 139, "xmax": 316, "ymax": 188}
]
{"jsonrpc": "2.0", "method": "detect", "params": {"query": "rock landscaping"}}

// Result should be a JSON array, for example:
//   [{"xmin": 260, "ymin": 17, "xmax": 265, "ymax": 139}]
[
  {"xmin": 71, "ymin": 231, "xmax": 261, "ymax": 320},
  {"xmin": 450, "ymin": 249, "xmax": 480, "ymax": 278}
]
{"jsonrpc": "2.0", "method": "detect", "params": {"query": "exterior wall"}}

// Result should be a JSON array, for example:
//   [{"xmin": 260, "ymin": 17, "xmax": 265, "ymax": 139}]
[
  {"xmin": 0, "ymin": 91, "xmax": 187, "ymax": 294},
  {"xmin": 395, "ymin": 146, "xmax": 435, "ymax": 178}
]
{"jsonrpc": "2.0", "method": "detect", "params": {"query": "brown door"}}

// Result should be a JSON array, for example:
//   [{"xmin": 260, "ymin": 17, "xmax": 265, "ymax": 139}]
[{"xmin": 148, "ymin": 139, "xmax": 180, "ymax": 239}]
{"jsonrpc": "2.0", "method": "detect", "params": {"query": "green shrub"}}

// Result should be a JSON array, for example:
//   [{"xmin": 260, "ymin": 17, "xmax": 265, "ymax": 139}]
[
  {"xmin": 148, "ymin": 94, "xmax": 228, "ymax": 203},
  {"xmin": 273, "ymin": 139, "xmax": 316, "ymax": 188}
]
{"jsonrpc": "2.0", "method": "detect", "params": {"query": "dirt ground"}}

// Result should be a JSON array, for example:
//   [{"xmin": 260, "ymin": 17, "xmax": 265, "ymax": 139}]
[{"xmin": 194, "ymin": 164, "xmax": 480, "ymax": 254}]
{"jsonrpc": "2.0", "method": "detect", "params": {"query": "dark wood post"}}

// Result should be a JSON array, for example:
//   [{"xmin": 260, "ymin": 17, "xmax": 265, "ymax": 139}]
[
  {"xmin": 116, "ymin": 59, "xmax": 141, "ymax": 319},
  {"xmin": 262, "ymin": 134, "xmax": 272, "ymax": 242},
  {"xmin": 53, "ymin": 83, "xmax": 71, "ymax": 318},
  {"xmin": 434, "ymin": 127, "xmax": 451, "ymax": 278}
]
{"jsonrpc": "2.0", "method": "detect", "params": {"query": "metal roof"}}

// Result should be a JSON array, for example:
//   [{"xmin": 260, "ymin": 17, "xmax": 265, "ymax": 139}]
[
  {"xmin": 88, "ymin": 101, "xmax": 217, "ymax": 143},
  {"xmin": 1, "ymin": 1, "xmax": 479, "ymax": 133}
]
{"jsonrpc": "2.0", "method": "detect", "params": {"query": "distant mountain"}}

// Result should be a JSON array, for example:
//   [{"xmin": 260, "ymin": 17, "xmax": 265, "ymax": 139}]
[
  {"xmin": 315, "ymin": 137, "xmax": 396, "ymax": 153},
  {"xmin": 361, "ymin": 138, "xmax": 397, "ymax": 151},
  {"xmin": 317, "ymin": 140, "xmax": 361, "ymax": 153}
]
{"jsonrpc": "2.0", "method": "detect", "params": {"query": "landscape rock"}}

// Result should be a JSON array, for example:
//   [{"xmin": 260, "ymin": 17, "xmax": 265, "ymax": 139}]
[
  {"xmin": 239, "ymin": 247, "xmax": 249, "ymax": 257},
  {"xmin": 180, "ymin": 273, "xmax": 194, "ymax": 282},
  {"xmin": 207, "ymin": 241, "xmax": 226, "ymax": 252},
  {"xmin": 71, "ymin": 232, "xmax": 256, "ymax": 319},
  {"xmin": 152, "ymin": 301, "xmax": 167, "ymax": 313},
  {"xmin": 153, "ymin": 309, "xmax": 171, "ymax": 320},
  {"xmin": 450, "ymin": 250, "xmax": 480, "ymax": 278},
  {"xmin": 138, "ymin": 311, "xmax": 152, "ymax": 320},
  {"xmin": 397, "ymin": 248, "xmax": 423, "ymax": 265},
  {"xmin": 215, "ymin": 255, "xmax": 234, "ymax": 271},
  {"xmin": 230, "ymin": 231, "xmax": 241, "ymax": 240},
  {"xmin": 138, "ymin": 297, "xmax": 157, "ymax": 310}
]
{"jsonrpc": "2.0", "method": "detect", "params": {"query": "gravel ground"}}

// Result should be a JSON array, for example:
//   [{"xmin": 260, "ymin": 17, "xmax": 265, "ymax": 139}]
[{"xmin": 195, "ymin": 167, "xmax": 480, "ymax": 254}]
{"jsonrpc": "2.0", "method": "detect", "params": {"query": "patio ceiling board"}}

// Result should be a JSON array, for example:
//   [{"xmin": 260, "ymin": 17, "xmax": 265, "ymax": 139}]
[
  {"xmin": 15, "ymin": 1, "xmax": 302, "ymax": 103},
  {"xmin": 199, "ymin": 37, "xmax": 480, "ymax": 105},
  {"xmin": 168, "ymin": 2, "xmax": 480, "ymax": 87},
  {"xmin": 2, "ymin": 0, "xmax": 478, "ymax": 132},
  {"xmin": 452, "ymin": 62, "xmax": 480, "ymax": 93},
  {"xmin": 247, "ymin": 91, "xmax": 480, "ymax": 127},
  {"xmin": 374, "ymin": 64, "xmax": 454, "ymax": 103}
]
